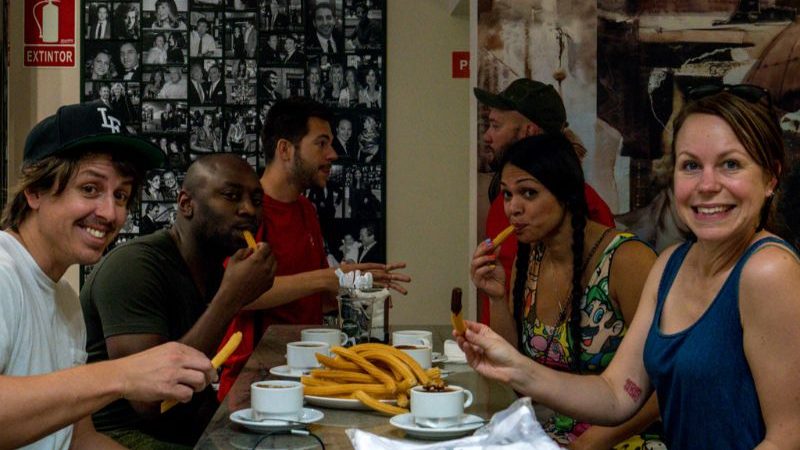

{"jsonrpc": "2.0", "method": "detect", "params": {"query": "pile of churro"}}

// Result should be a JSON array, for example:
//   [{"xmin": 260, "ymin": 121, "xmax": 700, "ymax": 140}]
[{"xmin": 301, "ymin": 343, "xmax": 445, "ymax": 415}]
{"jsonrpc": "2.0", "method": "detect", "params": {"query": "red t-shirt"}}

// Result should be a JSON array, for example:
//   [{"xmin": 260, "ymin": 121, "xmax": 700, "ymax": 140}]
[
  {"xmin": 480, "ymin": 183, "xmax": 614, "ymax": 324},
  {"xmin": 217, "ymin": 194, "xmax": 327, "ymax": 400}
]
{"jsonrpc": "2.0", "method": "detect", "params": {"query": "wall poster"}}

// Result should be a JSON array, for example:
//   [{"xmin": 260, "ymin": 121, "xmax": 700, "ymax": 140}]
[
  {"xmin": 476, "ymin": 0, "xmax": 800, "ymax": 253},
  {"xmin": 79, "ymin": 0, "xmax": 387, "ymax": 282}
]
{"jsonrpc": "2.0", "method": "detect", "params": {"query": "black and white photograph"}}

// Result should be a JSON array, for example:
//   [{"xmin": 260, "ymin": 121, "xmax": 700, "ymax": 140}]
[
  {"xmin": 274, "ymin": 32, "xmax": 305, "ymax": 65},
  {"xmin": 143, "ymin": 0, "xmax": 189, "ymax": 30},
  {"xmin": 356, "ymin": 65, "xmax": 381, "ymax": 109},
  {"xmin": 85, "ymin": 2, "xmax": 112, "ymax": 39},
  {"xmin": 142, "ymin": 100, "xmax": 188, "ymax": 132},
  {"xmin": 143, "ymin": 31, "xmax": 171, "ymax": 65},
  {"xmin": 355, "ymin": 112, "xmax": 380, "ymax": 163},
  {"xmin": 226, "ymin": 0, "xmax": 258, "ymax": 10},
  {"xmin": 224, "ymin": 107, "xmax": 258, "ymax": 153},
  {"xmin": 343, "ymin": 0, "xmax": 382, "ymax": 51},
  {"xmin": 258, "ymin": 66, "xmax": 303, "ymax": 100},
  {"xmin": 80, "ymin": 0, "xmax": 386, "ymax": 260},
  {"xmin": 192, "ymin": 0, "xmax": 224, "ymax": 8},
  {"xmin": 117, "ymin": 41, "xmax": 143, "ymax": 80},
  {"xmin": 109, "ymin": 81, "xmax": 141, "ymax": 123},
  {"xmin": 189, "ymin": 11, "xmax": 223, "ymax": 57},
  {"xmin": 332, "ymin": 112, "xmax": 356, "ymax": 159},
  {"xmin": 150, "ymin": 134, "xmax": 191, "ymax": 169},
  {"xmin": 139, "ymin": 201, "xmax": 177, "ymax": 234},
  {"xmin": 225, "ymin": 59, "xmax": 257, "ymax": 104},
  {"xmin": 84, "ymin": 42, "xmax": 118, "ymax": 80},
  {"xmin": 142, "ymin": 67, "xmax": 167, "ymax": 99},
  {"xmin": 259, "ymin": 0, "xmax": 303, "ymax": 31},
  {"xmin": 155, "ymin": 66, "xmax": 188, "ymax": 99},
  {"xmin": 189, "ymin": 107, "xmax": 223, "ymax": 153},
  {"xmin": 225, "ymin": 13, "xmax": 258, "ymax": 58},
  {"xmin": 119, "ymin": 209, "xmax": 142, "ymax": 235},
  {"xmin": 305, "ymin": 0, "xmax": 344, "ymax": 55},
  {"xmin": 113, "ymin": 3, "xmax": 142, "ymax": 40},
  {"xmin": 259, "ymin": 33, "xmax": 281, "ymax": 64}
]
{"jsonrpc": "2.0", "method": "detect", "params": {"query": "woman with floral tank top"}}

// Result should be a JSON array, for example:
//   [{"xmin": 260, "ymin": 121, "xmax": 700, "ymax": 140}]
[{"xmin": 470, "ymin": 133, "xmax": 664, "ymax": 448}]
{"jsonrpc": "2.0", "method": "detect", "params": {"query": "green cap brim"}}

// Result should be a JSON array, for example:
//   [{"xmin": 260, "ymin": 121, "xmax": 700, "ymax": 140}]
[
  {"xmin": 473, "ymin": 87, "xmax": 516, "ymax": 111},
  {"xmin": 60, "ymin": 134, "xmax": 164, "ymax": 170}
]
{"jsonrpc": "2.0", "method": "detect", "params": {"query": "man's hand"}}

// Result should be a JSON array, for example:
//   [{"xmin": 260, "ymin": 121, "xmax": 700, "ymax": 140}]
[
  {"xmin": 219, "ymin": 242, "xmax": 277, "ymax": 308},
  {"xmin": 339, "ymin": 262, "xmax": 411, "ymax": 294},
  {"xmin": 114, "ymin": 342, "xmax": 216, "ymax": 404}
]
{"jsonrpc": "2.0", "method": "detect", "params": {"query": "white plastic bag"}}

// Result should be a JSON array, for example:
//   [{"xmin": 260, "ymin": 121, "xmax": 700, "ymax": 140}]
[{"xmin": 346, "ymin": 397, "xmax": 562, "ymax": 450}]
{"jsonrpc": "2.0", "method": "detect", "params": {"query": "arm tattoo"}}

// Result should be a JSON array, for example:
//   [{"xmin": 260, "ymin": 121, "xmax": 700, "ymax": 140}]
[{"xmin": 624, "ymin": 378, "xmax": 642, "ymax": 402}]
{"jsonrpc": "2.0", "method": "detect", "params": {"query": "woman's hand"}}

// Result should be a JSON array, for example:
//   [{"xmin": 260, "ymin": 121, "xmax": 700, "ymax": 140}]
[
  {"xmin": 455, "ymin": 320, "xmax": 530, "ymax": 385},
  {"xmin": 470, "ymin": 239, "xmax": 506, "ymax": 300}
]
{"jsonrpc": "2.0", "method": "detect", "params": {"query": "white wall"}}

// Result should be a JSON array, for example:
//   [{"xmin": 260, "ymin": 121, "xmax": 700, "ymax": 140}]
[
  {"xmin": 385, "ymin": 1, "xmax": 471, "ymax": 324},
  {"xmin": 6, "ymin": 2, "xmax": 84, "ymax": 290},
  {"xmin": 4, "ymin": 1, "xmax": 472, "ymax": 325}
]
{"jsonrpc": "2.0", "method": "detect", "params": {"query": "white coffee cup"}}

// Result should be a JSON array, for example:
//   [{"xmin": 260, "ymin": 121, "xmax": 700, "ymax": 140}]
[
  {"xmin": 250, "ymin": 380, "xmax": 304, "ymax": 421},
  {"xmin": 301, "ymin": 328, "xmax": 348, "ymax": 347},
  {"xmin": 286, "ymin": 341, "xmax": 329, "ymax": 371},
  {"xmin": 410, "ymin": 385, "xmax": 473, "ymax": 428},
  {"xmin": 392, "ymin": 330, "xmax": 433, "ymax": 348},
  {"xmin": 394, "ymin": 344, "xmax": 432, "ymax": 370}
]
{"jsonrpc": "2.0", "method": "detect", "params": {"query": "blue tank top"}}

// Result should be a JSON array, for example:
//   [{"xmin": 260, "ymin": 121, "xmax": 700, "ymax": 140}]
[{"xmin": 643, "ymin": 237, "xmax": 793, "ymax": 449}]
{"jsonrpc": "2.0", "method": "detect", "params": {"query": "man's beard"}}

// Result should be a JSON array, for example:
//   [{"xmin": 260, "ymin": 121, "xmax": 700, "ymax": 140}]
[
  {"xmin": 488, "ymin": 147, "xmax": 505, "ymax": 172},
  {"xmin": 291, "ymin": 153, "xmax": 324, "ymax": 191}
]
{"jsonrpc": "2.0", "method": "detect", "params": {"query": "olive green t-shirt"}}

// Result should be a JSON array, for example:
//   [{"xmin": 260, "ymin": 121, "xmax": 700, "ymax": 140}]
[{"xmin": 80, "ymin": 229, "xmax": 219, "ymax": 445}]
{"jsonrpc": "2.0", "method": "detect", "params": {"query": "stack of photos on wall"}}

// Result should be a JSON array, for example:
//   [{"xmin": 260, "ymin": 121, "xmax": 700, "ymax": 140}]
[{"xmin": 80, "ymin": 0, "xmax": 387, "ymax": 281}]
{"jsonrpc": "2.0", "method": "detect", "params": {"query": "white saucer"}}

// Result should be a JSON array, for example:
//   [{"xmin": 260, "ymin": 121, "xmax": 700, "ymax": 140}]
[
  {"xmin": 269, "ymin": 365, "xmax": 310, "ymax": 379},
  {"xmin": 389, "ymin": 413, "xmax": 485, "ymax": 440},
  {"xmin": 431, "ymin": 352, "xmax": 448, "ymax": 364},
  {"xmin": 229, "ymin": 407, "xmax": 324, "ymax": 433}
]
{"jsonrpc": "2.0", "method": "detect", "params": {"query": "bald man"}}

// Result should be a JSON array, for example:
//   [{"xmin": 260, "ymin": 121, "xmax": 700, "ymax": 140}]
[{"xmin": 80, "ymin": 154, "xmax": 277, "ymax": 448}]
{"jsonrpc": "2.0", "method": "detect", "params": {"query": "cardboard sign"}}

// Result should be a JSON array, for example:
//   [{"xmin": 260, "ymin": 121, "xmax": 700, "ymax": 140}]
[{"xmin": 24, "ymin": 0, "xmax": 76, "ymax": 67}]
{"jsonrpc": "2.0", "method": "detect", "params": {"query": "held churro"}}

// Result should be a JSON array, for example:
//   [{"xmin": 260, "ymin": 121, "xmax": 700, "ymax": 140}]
[
  {"xmin": 242, "ymin": 230, "xmax": 257, "ymax": 250},
  {"xmin": 492, "ymin": 225, "xmax": 515, "ymax": 247},
  {"xmin": 450, "ymin": 287, "xmax": 467, "ymax": 335},
  {"xmin": 160, "ymin": 331, "xmax": 243, "ymax": 413}
]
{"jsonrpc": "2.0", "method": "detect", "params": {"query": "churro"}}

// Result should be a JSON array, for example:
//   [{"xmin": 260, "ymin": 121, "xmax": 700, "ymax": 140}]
[
  {"xmin": 352, "ymin": 390, "xmax": 409, "ymax": 416},
  {"xmin": 242, "ymin": 230, "xmax": 257, "ymax": 250},
  {"xmin": 450, "ymin": 287, "xmax": 466, "ymax": 335},
  {"xmin": 300, "ymin": 343, "xmax": 445, "ymax": 415},
  {"xmin": 492, "ymin": 225, "xmax": 515, "ymax": 247},
  {"xmin": 160, "ymin": 331, "xmax": 242, "ymax": 413}
]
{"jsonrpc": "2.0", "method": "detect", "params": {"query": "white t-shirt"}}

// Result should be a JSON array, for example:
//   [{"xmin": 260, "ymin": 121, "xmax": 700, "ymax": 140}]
[{"xmin": 0, "ymin": 231, "xmax": 87, "ymax": 450}]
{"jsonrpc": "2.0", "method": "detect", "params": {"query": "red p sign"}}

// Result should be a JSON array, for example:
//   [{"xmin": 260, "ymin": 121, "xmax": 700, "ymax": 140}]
[{"xmin": 452, "ymin": 51, "xmax": 470, "ymax": 78}]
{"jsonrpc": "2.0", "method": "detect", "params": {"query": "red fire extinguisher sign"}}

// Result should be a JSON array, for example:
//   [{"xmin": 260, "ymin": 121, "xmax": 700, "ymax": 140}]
[{"xmin": 24, "ymin": 0, "xmax": 76, "ymax": 67}]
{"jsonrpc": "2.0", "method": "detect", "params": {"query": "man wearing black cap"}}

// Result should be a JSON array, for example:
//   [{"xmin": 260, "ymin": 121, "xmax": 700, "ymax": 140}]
[
  {"xmin": 0, "ymin": 101, "xmax": 217, "ymax": 449},
  {"xmin": 473, "ymin": 79, "xmax": 614, "ymax": 323}
]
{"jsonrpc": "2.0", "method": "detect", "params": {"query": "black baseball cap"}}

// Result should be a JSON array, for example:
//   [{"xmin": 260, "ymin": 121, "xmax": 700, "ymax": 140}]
[
  {"xmin": 474, "ymin": 79, "xmax": 566, "ymax": 135},
  {"xmin": 23, "ymin": 100, "xmax": 163, "ymax": 170}
]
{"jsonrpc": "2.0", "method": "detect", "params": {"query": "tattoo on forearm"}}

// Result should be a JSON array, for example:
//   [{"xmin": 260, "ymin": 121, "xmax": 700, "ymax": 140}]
[{"xmin": 624, "ymin": 378, "xmax": 642, "ymax": 402}]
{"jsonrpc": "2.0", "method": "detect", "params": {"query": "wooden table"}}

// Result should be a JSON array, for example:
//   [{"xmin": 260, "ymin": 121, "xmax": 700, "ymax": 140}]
[{"xmin": 194, "ymin": 324, "xmax": 519, "ymax": 449}]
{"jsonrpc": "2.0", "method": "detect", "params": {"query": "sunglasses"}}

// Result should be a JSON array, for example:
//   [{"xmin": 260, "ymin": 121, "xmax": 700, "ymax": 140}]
[{"xmin": 687, "ymin": 83, "xmax": 773, "ymax": 109}]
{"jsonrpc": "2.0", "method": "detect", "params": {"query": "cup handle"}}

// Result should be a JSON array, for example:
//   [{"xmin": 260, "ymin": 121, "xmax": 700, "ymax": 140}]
[
  {"xmin": 339, "ymin": 332, "xmax": 348, "ymax": 345},
  {"xmin": 462, "ymin": 389, "xmax": 473, "ymax": 408},
  {"xmin": 419, "ymin": 338, "xmax": 431, "ymax": 348}
]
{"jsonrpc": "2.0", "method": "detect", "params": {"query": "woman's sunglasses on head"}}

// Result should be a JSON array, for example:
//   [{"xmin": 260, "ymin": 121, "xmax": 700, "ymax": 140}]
[{"xmin": 687, "ymin": 83, "xmax": 773, "ymax": 109}]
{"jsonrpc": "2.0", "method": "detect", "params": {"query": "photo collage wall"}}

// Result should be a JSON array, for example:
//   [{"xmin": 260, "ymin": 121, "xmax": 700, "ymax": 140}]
[{"xmin": 79, "ymin": 0, "xmax": 387, "ymax": 280}]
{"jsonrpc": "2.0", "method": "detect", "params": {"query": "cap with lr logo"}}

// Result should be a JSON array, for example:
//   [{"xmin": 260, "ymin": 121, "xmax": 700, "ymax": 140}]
[{"xmin": 24, "ymin": 0, "xmax": 76, "ymax": 67}]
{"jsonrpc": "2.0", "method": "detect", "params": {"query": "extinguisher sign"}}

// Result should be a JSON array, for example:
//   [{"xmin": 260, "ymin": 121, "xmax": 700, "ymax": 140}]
[{"xmin": 24, "ymin": 0, "xmax": 76, "ymax": 67}]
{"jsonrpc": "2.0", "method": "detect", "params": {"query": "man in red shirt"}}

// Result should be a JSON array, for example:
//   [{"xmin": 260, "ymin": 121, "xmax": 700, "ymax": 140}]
[
  {"xmin": 474, "ymin": 79, "xmax": 615, "ymax": 323},
  {"xmin": 218, "ymin": 97, "xmax": 410, "ymax": 399}
]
